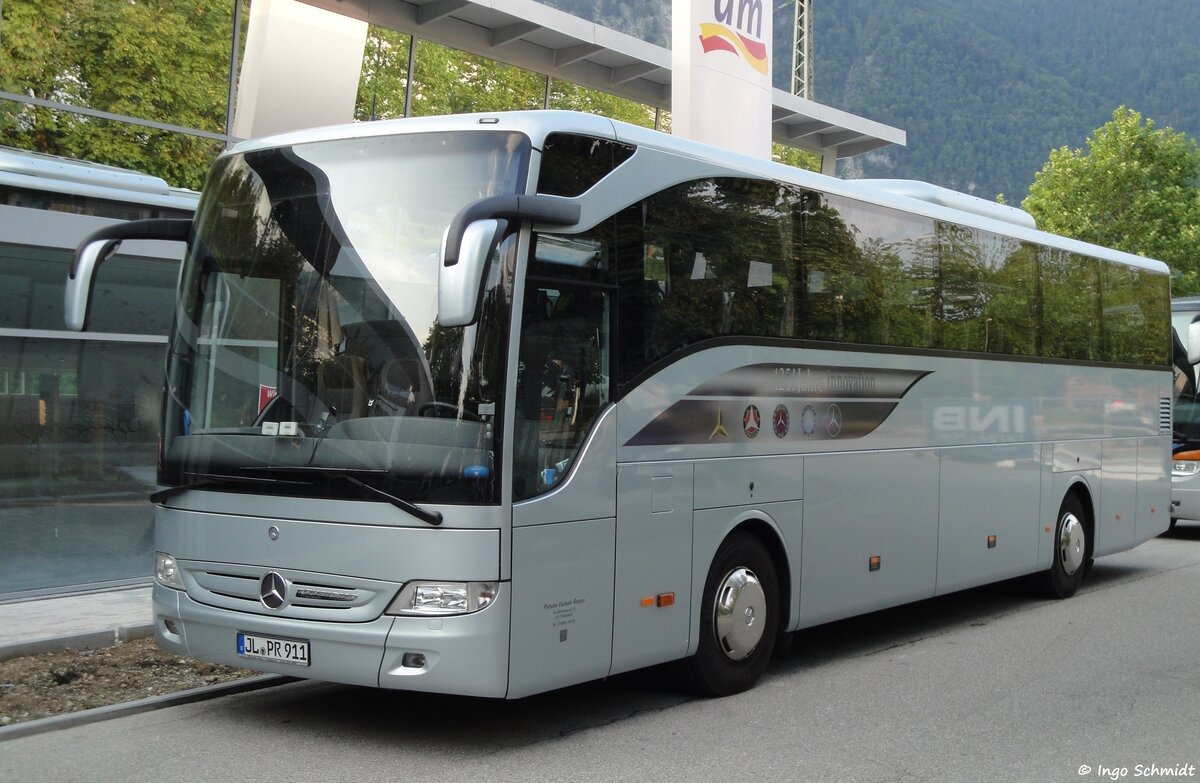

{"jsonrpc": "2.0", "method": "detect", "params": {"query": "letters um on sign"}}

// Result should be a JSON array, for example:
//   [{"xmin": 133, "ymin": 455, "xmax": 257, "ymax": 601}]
[{"xmin": 714, "ymin": 0, "xmax": 765, "ymax": 39}]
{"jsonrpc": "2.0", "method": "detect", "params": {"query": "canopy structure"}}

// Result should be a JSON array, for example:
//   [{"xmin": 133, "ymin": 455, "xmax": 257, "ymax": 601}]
[{"xmin": 297, "ymin": 0, "xmax": 905, "ymax": 169}]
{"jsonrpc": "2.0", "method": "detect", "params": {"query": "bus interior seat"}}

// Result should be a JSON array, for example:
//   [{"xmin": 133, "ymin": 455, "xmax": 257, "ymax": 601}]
[
  {"xmin": 372, "ymin": 358, "xmax": 420, "ymax": 415},
  {"xmin": 318, "ymin": 354, "xmax": 369, "ymax": 419}
]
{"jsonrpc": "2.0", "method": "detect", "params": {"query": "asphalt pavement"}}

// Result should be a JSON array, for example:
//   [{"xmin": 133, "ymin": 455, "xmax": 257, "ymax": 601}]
[{"xmin": 1, "ymin": 526, "xmax": 1197, "ymax": 782}]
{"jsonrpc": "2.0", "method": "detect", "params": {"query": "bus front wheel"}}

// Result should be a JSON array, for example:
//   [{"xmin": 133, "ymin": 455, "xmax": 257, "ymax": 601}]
[
  {"xmin": 1037, "ymin": 494, "xmax": 1089, "ymax": 599},
  {"xmin": 675, "ymin": 532, "xmax": 779, "ymax": 697}
]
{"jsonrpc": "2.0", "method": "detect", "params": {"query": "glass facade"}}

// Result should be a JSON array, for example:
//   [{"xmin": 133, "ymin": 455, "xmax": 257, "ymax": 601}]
[
  {"xmin": 0, "ymin": 231, "xmax": 183, "ymax": 596},
  {"xmin": 2, "ymin": 0, "xmax": 220, "ymax": 592}
]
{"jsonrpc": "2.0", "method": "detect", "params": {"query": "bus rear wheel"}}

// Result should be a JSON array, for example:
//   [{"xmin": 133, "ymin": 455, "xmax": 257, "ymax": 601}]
[
  {"xmin": 1037, "ymin": 494, "xmax": 1089, "ymax": 599},
  {"xmin": 675, "ymin": 532, "xmax": 779, "ymax": 697}
]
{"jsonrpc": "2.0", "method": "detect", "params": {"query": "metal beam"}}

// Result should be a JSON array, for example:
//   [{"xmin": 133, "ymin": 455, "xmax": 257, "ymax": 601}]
[
  {"xmin": 783, "ymin": 120, "xmax": 834, "ymax": 140},
  {"xmin": 0, "ymin": 90, "xmax": 229, "ymax": 144},
  {"xmin": 553, "ymin": 43, "xmax": 603, "ymax": 68},
  {"xmin": 818, "ymin": 130, "xmax": 868, "ymax": 147},
  {"xmin": 490, "ymin": 21, "xmax": 539, "ymax": 48},
  {"xmin": 610, "ymin": 62, "xmax": 661, "ymax": 85},
  {"xmin": 417, "ymin": 0, "xmax": 469, "ymax": 26}
]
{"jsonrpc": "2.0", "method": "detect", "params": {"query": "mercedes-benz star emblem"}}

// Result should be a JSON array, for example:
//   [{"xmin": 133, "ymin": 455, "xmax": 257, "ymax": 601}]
[
  {"xmin": 259, "ymin": 571, "xmax": 288, "ymax": 610},
  {"xmin": 826, "ymin": 403, "xmax": 843, "ymax": 438}
]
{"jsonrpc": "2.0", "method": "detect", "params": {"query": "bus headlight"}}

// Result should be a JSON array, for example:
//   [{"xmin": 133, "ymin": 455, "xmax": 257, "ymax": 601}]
[
  {"xmin": 386, "ymin": 581, "xmax": 498, "ymax": 616},
  {"xmin": 154, "ymin": 552, "xmax": 184, "ymax": 590},
  {"xmin": 1172, "ymin": 460, "xmax": 1200, "ymax": 477}
]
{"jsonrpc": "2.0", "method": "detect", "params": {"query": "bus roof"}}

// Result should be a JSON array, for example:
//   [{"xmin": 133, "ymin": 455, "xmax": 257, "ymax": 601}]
[
  {"xmin": 0, "ymin": 145, "xmax": 200, "ymax": 212},
  {"xmin": 225, "ymin": 110, "xmax": 1169, "ymax": 277}
]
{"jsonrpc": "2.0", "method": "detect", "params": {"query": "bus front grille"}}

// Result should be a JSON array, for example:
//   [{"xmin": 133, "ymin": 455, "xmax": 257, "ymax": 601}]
[{"xmin": 183, "ymin": 562, "xmax": 399, "ymax": 622}]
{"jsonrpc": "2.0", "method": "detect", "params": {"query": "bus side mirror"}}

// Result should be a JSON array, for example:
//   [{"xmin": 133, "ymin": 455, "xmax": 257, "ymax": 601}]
[
  {"xmin": 65, "ymin": 218, "xmax": 192, "ymax": 331},
  {"xmin": 438, "ymin": 219, "xmax": 506, "ymax": 328},
  {"xmin": 1188, "ymin": 316, "xmax": 1200, "ymax": 366},
  {"xmin": 438, "ymin": 194, "xmax": 581, "ymax": 328},
  {"xmin": 65, "ymin": 239, "xmax": 119, "ymax": 331}
]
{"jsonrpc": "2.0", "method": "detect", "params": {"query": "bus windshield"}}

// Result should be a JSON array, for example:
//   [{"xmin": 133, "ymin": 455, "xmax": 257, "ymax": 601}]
[{"xmin": 160, "ymin": 130, "xmax": 530, "ymax": 505}]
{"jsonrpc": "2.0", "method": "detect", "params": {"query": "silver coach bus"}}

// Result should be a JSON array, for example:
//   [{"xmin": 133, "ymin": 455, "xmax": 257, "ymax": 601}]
[{"xmin": 67, "ymin": 111, "xmax": 1171, "ymax": 697}]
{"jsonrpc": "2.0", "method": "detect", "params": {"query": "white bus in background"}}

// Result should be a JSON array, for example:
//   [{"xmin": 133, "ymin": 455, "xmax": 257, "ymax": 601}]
[
  {"xmin": 0, "ymin": 146, "xmax": 198, "ymax": 596},
  {"xmin": 1169, "ymin": 296, "xmax": 1200, "ymax": 529},
  {"xmin": 67, "ymin": 112, "xmax": 1172, "ymax": 697}
]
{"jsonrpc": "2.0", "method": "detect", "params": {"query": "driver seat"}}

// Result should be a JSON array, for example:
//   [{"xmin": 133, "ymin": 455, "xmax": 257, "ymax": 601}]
[{"xmin": 318, "ymin": 354, "xmax": 368, "ymax": 419}]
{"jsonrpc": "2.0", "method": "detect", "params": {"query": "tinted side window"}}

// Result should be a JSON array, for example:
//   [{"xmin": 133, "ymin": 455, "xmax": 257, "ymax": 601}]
[
  {"xmin": 985, "ymin": 241, "xmax": 1040, "ymax": 358},
  {"xmin": 614, "ymin": 177, "xmax": 1168, "ymax": 385},
  {"xmin": 617, "ymin": 178, "xmax": 799, "ymax": 387},
  {"xmin": 811, "ymin": 195, "xmax": 934, "ymax": 349},
  {"xmin": 1103, "ymin": 262, "xmax": 1170, "ymax": 365},
  {"xmin": 0, "ymin": 243, "xmax": 177, "ymax": 334},
  {"xmin": 1042, "ymin": 248, "xmax": 1102, "ymax": 361},
  {"xmin": 536, "ymin": 133, "xmax": 635, "ymax": 197}
]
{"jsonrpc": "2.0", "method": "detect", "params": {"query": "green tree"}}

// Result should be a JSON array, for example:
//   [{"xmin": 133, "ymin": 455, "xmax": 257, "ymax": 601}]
[
  {"xmin": 1022, "ymin": 107, "xmax": 1200, "ymax": 293},
  {"xmin": 355, "ymin": 28, "xmax": 411, "ymax": 121},
  {"xmin": 772, "ymin": 144, "xmax": 821, "ymax": 173},
  {"xmin": 410, "ymin": 39, "xmax": 545, "ymax": 117},
  {"xmin": 1, "ymin": 0, "xmax": 237, "ymax": 189},
  {"xmin": 354, "ymin": 27, "xmax": 658, "ymax": 129}
]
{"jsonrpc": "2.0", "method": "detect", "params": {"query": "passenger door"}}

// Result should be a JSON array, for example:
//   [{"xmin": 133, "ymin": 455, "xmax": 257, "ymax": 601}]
[{"xmin": 610, "ymin": 461, "xmax": 694, "ymax": 675}]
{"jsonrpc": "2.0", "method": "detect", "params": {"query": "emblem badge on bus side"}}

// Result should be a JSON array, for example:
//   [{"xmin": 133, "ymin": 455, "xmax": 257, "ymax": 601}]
[
  {"xmin": 773, "ymin": 405, "xmax": 789, "ymax": 438},
  {"xmin": 260, "ymin": 572, "xmax": 288, "ymax": 610},
  {"xmin": 709, "ymin": 408, "xmax": 729, "ymax": 440},
  {"xmin": 743, "ymin": 405, "xmax": 761, "ymax": 439},
  {"xmin": 826, "ymin": 404, "xmax": 843, "ymax": 438}
]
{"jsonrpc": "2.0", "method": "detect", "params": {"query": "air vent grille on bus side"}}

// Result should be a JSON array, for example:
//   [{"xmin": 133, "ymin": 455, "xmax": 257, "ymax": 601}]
[{"xmin": 1161, "ymin": 397, "xmax": 1172, "ymax": 434}]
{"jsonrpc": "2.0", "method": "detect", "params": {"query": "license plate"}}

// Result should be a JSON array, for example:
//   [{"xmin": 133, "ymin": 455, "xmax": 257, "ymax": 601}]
[{"xmin": 237, "ymin": 632, "xmax": 310, "ymax": 666}]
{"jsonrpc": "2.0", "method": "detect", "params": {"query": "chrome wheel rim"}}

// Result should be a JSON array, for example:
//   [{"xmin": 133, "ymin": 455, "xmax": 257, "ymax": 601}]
[
  {"xmin": 713, "ymin": 567, "xmax": 767, "ymax": 661},
  {"xmin": 1058, "ymin": 512, "xmax": 1086, "ymax": 575}
]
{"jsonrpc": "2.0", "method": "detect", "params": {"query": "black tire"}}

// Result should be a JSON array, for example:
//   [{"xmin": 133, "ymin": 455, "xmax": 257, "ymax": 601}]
[
  {"xmin": 675, "ymin": 532, "xmax": 779, "ymax": 697},
  {"xmin": 1036, "ymin": 493, "xmax": 1089, "ymax": 599}
]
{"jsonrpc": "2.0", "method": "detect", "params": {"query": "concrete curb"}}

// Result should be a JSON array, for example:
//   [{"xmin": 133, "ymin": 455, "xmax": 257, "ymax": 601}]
[
  {"xmin": 0, "ymin": 624, "xmax": 155, "ymax": 663},
  {"xmin": 0, "ymin": 674, "xmax": 296, "ymax": 741}
]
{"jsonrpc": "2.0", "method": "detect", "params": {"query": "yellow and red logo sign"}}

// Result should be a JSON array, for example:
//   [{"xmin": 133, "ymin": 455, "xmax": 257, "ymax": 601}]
[{"xmin": 697, "ymin": 22, "xmax": 768, "ymax": 75}]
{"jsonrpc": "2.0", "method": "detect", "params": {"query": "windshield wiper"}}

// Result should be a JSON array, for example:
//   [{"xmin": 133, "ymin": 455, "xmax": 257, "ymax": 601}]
[
  {"xmin": 152, "ymin": 468, "xmax": 443, "ymax": 526},
  {"xmin": 245, "ymin": 466, "xmax": 443, "ymax": 526},
  {"xmin": 339, "ymin": 473, "xmax": 443, "ymax": 526}
]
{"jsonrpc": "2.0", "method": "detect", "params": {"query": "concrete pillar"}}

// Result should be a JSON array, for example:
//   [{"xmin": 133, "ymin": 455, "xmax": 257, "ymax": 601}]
[
  {"xmin": 671, "ymin": 0, "xmax": 773, "ymax": 159},
  {"xmin": 821, "ymin": 148, "xmax": 838, "ymax": 177},
  {"xmin": 232, "ymin": 0, "xmax": 368, "ymax": 140}
]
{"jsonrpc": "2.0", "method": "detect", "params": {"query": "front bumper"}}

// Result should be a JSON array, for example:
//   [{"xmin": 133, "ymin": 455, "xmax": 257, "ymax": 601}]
[
  {"xmin": 154, "ymin": 582, "xmax": 511, "ymax": 698},
  {"xmin": 1171, "ymin": 466, "xmax": 1200, "ymax": 521}
]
